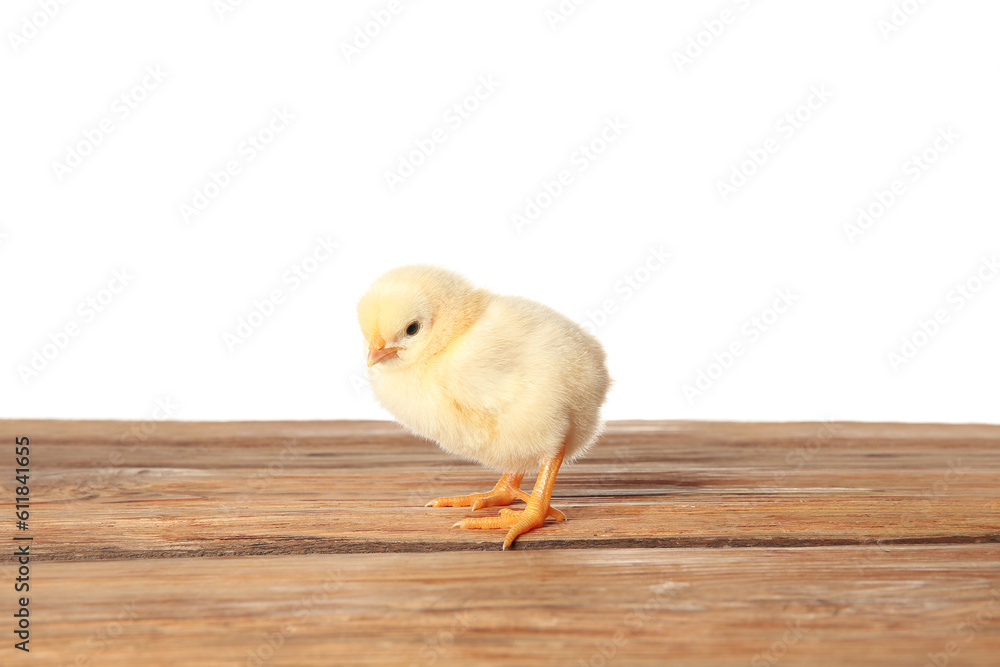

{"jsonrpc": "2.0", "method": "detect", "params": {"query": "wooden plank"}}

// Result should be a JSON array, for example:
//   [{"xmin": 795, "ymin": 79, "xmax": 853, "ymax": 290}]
[
  {"xmin": 1, "ymin": 420, "xmax": 998, "ymax": 560},
  {"xmin": 18, "ymin": 545, "xmax": 1000, "ymax": 666}
]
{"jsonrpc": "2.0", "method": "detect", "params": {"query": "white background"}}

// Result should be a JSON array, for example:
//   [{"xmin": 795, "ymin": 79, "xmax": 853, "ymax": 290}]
[{"xmin": 2, "ymin": 0, "xmax": 998, "ymax": 424}]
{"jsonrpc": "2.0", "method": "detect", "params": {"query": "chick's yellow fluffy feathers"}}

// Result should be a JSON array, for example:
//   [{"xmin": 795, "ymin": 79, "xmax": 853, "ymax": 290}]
[
  {"xmin": 359, "ymin": 265, "xmax": 609, "ymax": 472},
  {"xmin": 358, "ymin": 265, "xmax": 610, "ymax": 547}
]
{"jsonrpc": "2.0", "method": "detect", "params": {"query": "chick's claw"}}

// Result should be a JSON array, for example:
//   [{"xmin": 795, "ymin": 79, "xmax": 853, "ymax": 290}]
[
  {"xmin": 428, "ymin": 493, "xmax": 566, "ymax": 520},
  {"xmin": 427, "ymin": 491, "xmax": 521, "ymax": 511},
  {"xmin": 424, "ymin": 477, "xmax": 523, "ymax": 510},
  {"xmin": 452, "ymin": 505, "xmax": 553, "ymax": 549},
  {"xmin": 425, "ymin": 471, "xmax": 565, "ymax": 520}
]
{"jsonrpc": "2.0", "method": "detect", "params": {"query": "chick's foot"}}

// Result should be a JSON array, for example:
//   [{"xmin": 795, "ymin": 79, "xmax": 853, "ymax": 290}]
[
  {"xmin": 425, "ymin": 470, "xmax": 523, "ymax": 510},
  {"xmin": 458, "ymin": 505, "xmax": 567, "ymax": 549},
  {"xmin": 453, "ymin": 445, "xmax": 567, "ymax": 550},
  {"xmin": 426, "ymin": 471, "xmax": 566, "ymax": 520}
]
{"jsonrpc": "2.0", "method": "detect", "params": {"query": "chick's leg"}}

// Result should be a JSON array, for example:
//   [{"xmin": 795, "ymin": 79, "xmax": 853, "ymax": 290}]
[
  {"xmin": 454, "ymin": 444, "xmax": 567, "ymax": 549},
  {"xmin": 427, "ymin": 471, "xmax": 565, "ymax": 520}
]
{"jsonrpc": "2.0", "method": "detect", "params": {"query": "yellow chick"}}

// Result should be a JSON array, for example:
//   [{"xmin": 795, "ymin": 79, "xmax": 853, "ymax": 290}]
[{"xmin": 358, "ymin": 265, "xmax": 610, "ymax": 549}]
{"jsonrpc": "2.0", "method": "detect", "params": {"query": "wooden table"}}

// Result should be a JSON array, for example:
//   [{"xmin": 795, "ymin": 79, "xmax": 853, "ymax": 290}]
[{"xmin": 2, "ymin": 420, "xmax": 998, "ymax": 666}]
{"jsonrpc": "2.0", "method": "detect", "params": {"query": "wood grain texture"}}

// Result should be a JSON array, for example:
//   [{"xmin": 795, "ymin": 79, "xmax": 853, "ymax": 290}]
[
  {"xmin": 1, "ymin": 419, "xmax": 998, "ymax": 665},
  {"xmin": 20, "ymin": 545, "xmax": 1000, "ymax": 667}
]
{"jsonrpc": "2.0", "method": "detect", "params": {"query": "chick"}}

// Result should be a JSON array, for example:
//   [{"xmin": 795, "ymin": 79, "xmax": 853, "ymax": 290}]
[{"xmin": 357, "ymin": 265, "xmax": 610, "ymax": 549}]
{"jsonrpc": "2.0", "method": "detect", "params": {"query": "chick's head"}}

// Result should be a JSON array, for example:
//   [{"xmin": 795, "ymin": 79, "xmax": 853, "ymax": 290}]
[{"xmin": 357, "ymin": 265, "xmax": 480, "ymax": 371}]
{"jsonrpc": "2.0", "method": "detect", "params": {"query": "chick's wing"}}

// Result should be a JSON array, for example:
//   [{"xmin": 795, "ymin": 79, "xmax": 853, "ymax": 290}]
[{"xmin": 432, "ymin": 295, "xmax": 563, "ymax": 414}]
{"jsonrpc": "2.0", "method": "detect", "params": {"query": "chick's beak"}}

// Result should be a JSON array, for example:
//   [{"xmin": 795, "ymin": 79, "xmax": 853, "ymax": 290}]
[{"xmin": 367, "ymin": 331, "xmax": 401, "ymax": 367}]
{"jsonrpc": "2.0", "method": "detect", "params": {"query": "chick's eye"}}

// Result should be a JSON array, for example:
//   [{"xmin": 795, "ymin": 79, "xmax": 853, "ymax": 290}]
[{"xmin": 405, "ymin": 321, "xmax": 420, "ymax": 336}]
